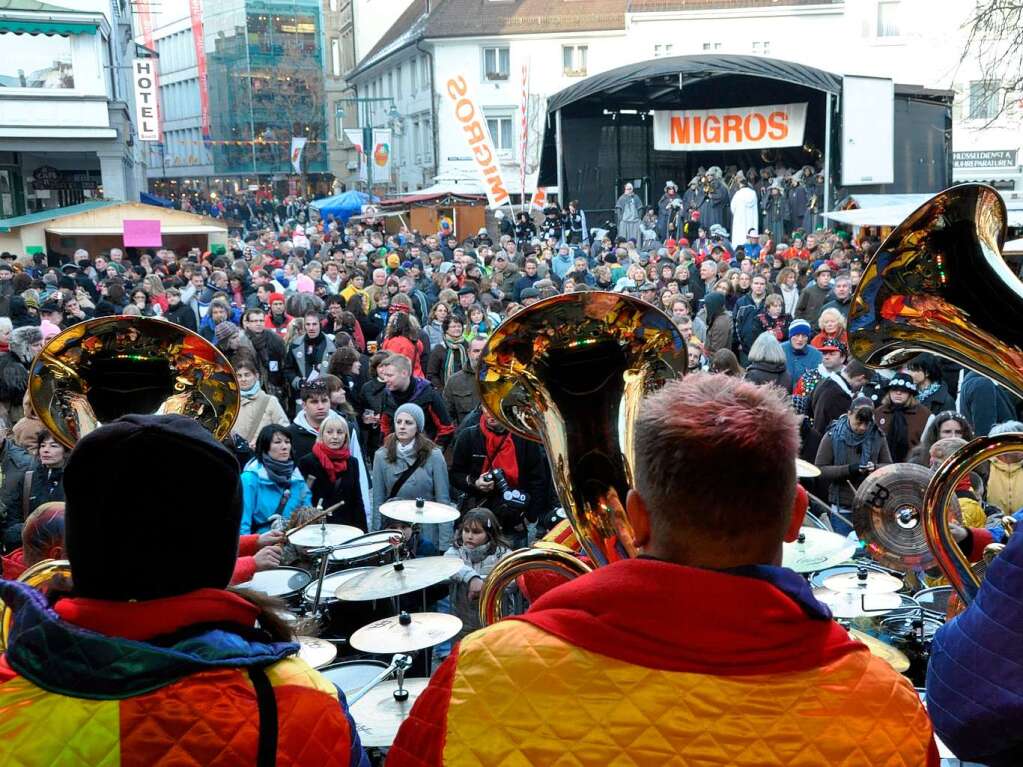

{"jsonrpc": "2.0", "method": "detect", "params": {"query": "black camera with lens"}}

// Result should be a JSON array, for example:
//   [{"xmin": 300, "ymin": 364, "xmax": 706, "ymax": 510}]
[{"xmin": 482, "ymin": 468, "xmax": 529, "ymax": 511}]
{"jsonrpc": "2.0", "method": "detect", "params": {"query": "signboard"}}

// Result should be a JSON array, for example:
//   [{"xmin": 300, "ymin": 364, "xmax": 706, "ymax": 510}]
[
  {"xmin": 123, "ymin": 220, "xmax": 162, "ymax": 248},
  {"xmin": 842, "ymin": 75, "xmax": 894, "ymax": 186},
  {"xmin": 444, "ymin": 74, "xmax": 511, "ymax": 209},
  {"xmin": 652, "ymin": 103, "xmax": 807, "ymax": 151},
  {"xmin": 290, "ymin": 137, "xmax": 307, "ymax": 174},
  {"xmin": 132, "ymin": 59, "xmax": 161, "ymax": 141},
  {"xmin": 953, "ymin": 150, "xmax": 1018, "ymax": 169}
]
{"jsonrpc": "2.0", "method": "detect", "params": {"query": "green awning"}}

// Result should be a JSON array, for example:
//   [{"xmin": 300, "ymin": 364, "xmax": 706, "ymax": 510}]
[{"xmin": 0, "ymin": 18, "xmax": 97, "ymax": 34}]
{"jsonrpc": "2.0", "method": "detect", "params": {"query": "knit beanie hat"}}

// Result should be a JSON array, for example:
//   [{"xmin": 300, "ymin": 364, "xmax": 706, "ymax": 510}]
[
  {"xmin": 788, "ymin": 319, "xmax": 812, "ymax": 338},
  {"xmin": 395, "ymin": 402, "xmax": 425, "ymax": 433},
  {"xmin": 215, "ymin": 320, "xmax": 239, "ymax": 343},
  {"xmin": 64, "ymin": 414, "xmax": 242, "ymax": 600}
]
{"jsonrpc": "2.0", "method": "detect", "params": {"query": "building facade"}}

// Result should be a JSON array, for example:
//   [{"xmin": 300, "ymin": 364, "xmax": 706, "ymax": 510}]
[{"xmin": 0, "ymin": 0, "xmax": 145, "ymax": 216}]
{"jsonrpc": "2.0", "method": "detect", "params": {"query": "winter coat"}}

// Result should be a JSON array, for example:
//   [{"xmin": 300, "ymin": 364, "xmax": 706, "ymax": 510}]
[
  {"xmin": 239, "ymin": 458, "xmax": 311, "ymax": 534},
  {"xmin": 298, "ymin": 451, "xmax": 367, "ymax": 531},
  {"xmin": 918, "ymin": 381, "xmax": 955, "ymax": 415},
  {"xmin": 0, "ymin": 580, "xmax": 367, "ymax": 767},
  {"xmin": 2, "ymin": 462, "xmax": 64, "ymax": 551},
  {"xmin": 794, "ymin": 283, "xmax": 831, "ymax": 326},
  {"xmin": 163, "ymin": 301, "xmax": 198, "ymax": 332},
  {"xmin": 960, "ymin": 371, "xmax": 1016, "ymax": 438},
  {"xmin": 284, "ymin": 333, "xmax": 336, "ymax": 394},
  {"xmin": 744, "ymin": 360, "xmax": 792, "ymax": 391},
  {"xmin": 815, "ymin": 429, "xmax": 892, "ymax": 508},
  {"xmin": 443, "ymin": 367, "xmax": 481, "ymax": 430},
  {"xmin": 0, "ymin": 438, "xmax": 31, "ymax": 541},
  {"xmin": 0, "ymin": 351, "xmax": 30, "ymax": 425},
  {"xmin": 380, "ymin": 376, "xmax": 455, "ymax": 448},
  {"xmin": 762, "ymin": 194, "xmax": 790, "ymax": 241},
  {"xmin": 987, "ymin": 458, "xmax": 1023, "ymax": 516},
  {"xmin": 704, "ymin": 311, "xmax": 733, "ymax": 357},
  {"xmin": 444, "ymin": 543, "xmax": 512, "ymax": 640},
  {"xmin": 426, "ymin": 340, "xmax": 467, "ymax": 391},
  {"xmin": 811, "ymin": 373, "xmax": 858, "ymax": 440},
  {"xmin": 874, "ymin": 402, "xmax": 930, "ymax": 463},
  {"xmin": 782, "ymin": 342, "xmax": 823, "ymax": 395},
  {"xmin": 232, "ymin": 390, "xmax": 289, "ymax": 447},
  {"xmin": 370, "ymin": 445, "xmax": 450, "ymax": 544}
]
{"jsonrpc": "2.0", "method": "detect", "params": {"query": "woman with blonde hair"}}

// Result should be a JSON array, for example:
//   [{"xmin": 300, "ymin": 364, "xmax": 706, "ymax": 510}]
[
  {"xmin": 811, "ymin": 307, "xmax": 848, "ymax": 350},
  {"xmin": 297, "ymin": 413, "xmax": 366, "ymax": 530}
]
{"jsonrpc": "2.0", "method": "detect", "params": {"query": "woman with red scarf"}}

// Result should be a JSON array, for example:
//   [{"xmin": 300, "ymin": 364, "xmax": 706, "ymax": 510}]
[{"xmin": 297, "ymin": 413, "xmax": 367, "ymax": 530}]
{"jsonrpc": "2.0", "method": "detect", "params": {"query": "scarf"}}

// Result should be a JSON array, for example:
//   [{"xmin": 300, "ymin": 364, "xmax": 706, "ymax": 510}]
[
  {"xmin": 886, "ymin": 404, "xmax": 911, "ymax": 463},
  {"xmin": 480, "ymin": 417, "xmax": 519, "ymax": 486},
  {"xmin": 396, "ymin": 439, "xmax": 417, "ymax": 462},
  {"xmin": 241, "ymin": 380, "xmax": 262, "ymax": 398},
  {"xmin": 313, "ymin": 441, "xmax": 350, "ymax": 483},
  {"xmin": 443, "ymin": 337, "xmax": 467, "ymax": 384},
  {"xmin": 462, "ymin": 543, "xmax": 493, "ymax": 564},
  {"xmin": 918, "ymin": 381, "xmax": 940, "ymax": 403},
  {"xmin": 261, "ymin": 453, "xmax": 295, "ymax": 490},
  {"xmin": 828, "ymin": 415, "xmax": 878, "ymax": 484}
]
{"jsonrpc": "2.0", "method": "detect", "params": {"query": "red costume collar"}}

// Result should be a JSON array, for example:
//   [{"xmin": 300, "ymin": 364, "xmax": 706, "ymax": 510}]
[
  {"xmin": 515, "ymin": 558, "xmax": 860, "ymax": 676},
  {"xmin": 54, "ymin": 588, "xmax": 259, "ymax": 641}
]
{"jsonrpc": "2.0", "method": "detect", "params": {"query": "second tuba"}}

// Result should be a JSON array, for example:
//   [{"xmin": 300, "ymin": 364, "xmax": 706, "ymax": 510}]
[{"xmin": 475, "ymin": 292, "xmax": 687, "ymax": 624}]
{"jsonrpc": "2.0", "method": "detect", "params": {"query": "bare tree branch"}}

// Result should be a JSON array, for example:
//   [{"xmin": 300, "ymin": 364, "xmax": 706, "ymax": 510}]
[{"xmin": 962, "ymin": 0, "xmax": 1023, "ymax": 126}]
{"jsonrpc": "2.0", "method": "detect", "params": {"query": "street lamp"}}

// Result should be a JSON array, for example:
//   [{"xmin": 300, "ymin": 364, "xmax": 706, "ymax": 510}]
[{"xmin": 334, "ymin": 96, "xmax": 401, "ymax": 192}]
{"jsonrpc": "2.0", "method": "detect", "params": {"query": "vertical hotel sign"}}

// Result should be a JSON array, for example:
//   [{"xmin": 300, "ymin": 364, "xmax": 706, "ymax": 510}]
[
  {"xmin": 132, "ymin": 59, "xmax": 160, "ymax": 141},
  {"xmin": 444, "ymin": 74, "xmax": 509, "ymax": 209},
  {"xmin": 188, "ymin": 0, "xmax": 211, "ymax": 145}
]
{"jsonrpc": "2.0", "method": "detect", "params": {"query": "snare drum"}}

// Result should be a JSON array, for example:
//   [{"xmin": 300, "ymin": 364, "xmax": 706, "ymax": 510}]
[
  {"xmin": 237, "ymin": 567, "xmax": 312, "ymax": 606},
  {"xmin": 330, "ymin": 531, "xmax": 396, "ymax": 569},
  {"xmin": 319, "ymin": 659, "xmax": 389, "ymax": 697}
]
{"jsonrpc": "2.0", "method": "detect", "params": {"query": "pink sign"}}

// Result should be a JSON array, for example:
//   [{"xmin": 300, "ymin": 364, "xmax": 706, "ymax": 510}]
[{"xmin": 123, "ymin": 219, "xmax": 162, "ymax": 247}]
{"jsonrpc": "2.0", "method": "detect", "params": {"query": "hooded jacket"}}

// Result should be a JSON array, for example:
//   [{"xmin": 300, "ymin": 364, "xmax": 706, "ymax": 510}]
[
  {"xmin": 380, "ymin": 376, "xmax": 454, "ymax": 448},
  {"xmin": 239, "ymin": 458, "xmax": 310, "ymax": 534}
]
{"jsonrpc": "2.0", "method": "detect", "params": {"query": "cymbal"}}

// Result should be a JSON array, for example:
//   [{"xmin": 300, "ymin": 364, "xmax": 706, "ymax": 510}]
[
  {"xmin": 848, "ymin": 628, "xmax": 911, "ymax": 673},
  {"xmin": 812, "ymin": 587, "xmax": 903, "ymax": 619},
  {"xmin": 380, "ymin": 498, "xmax": 460, "ymax": 525},
  {"xmin": 796, "ymin": 458, "xmax": 821, "ymax": 478},
  {"xmin": 349, "ymin": 678, "xmax": 430, "ymax": 748},
  {"xmin": 335, "ymin": 556, "xmax": 464, "ymax": 601},
  {"xmin": 295, "ymin": 635, "xmax": 337, "ymax": 669},
  {"xmin": 852, "ymin": 463, "xmax": 961, "ymax": 572},
  {"xmin": 782, "ymin": 528, "xmax": 857, "ymax": 573},
  {"xmin": 349, "ymin": 612, "xmax": 463, "ymax": 653},
  {"xmin": 822, "ymin": 569, "xmax": 903, "ymax": 593},
  {"xmin": 288, "ymin": 523, "xmax": 364, "ymax": 549}
]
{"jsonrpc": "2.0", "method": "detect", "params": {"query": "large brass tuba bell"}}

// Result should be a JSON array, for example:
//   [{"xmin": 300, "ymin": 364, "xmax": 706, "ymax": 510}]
[
  {"xmin": 848, "ymin": 182, "xmax": 1023, "ymax": 604},
  {"xmin": 476, "ymin": 292, "xmax": 687, "ymax": 624},
  {"xmin": 29, "ymin": 316, "xmax": 241, "ymax": 448}
]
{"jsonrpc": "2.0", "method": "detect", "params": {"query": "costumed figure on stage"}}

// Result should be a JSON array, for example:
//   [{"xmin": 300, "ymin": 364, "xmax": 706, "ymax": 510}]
[
  {"xmin": 387, "ymin": 375, "xmax": 936, "ymax": 767},
  {"xmin": 656, "ymin": 181, "xmax": 681, "ymax": 241},
  {"xmin": 762, "ymin": 178, "xmax": 791, "ymax": 243},
  {"xmin": 729, "ymin": 176, "xmax": 759, "ymax": 248},
  {"xmin": 697, "ymin": 166, "xmax": 729, "ymax": 231},
  {"xmin": 562, "ymin": 201, "xmax": 588, "ymax": 245},
  {"xmin": 615, "ymin": 182, "xmax": 643, "ymax": 244}
]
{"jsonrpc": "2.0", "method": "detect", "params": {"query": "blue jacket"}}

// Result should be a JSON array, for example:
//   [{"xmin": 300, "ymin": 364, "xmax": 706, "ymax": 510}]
[
  {"xmin": 927, "ymin": 529, "xmax": 1023, "ymax": 766},
  {"xmin": 240, "ymin": 459, "xmax": 311, "ymax": 534},
  {"xmin": 550, "ymin": 253, "xmax": 574, "ymax": 281},
  {"xmin": 782, "ymin": 341, "xmax": 822, "ymax": 392}
]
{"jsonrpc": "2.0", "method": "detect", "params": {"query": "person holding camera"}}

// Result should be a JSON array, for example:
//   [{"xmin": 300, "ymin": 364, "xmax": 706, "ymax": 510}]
[
  {"xmin": 814, "ymin": 395, "xmax": 892, "ymax": 535},
  {"xmin": 450, "ymin": 410, "xmax": 548, "ymax": 549}
]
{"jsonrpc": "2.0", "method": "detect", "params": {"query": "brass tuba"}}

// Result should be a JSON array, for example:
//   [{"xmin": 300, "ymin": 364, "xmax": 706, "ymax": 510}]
[
  {"xmin": 0, "ymin": 559, "xmax": 71, "ymax": 652},
  {"xmin": 476, "ymin": 292, "xmax": 687, "ymax": 624},
  {"xmin": 848, "ymin": 182, "xmax": 1023, "ymax": 604}
]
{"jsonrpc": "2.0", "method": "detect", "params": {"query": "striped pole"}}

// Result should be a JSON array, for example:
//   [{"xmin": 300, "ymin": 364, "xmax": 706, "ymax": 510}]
[{"xmin": 520, "ymin": 61, "xmax": 529, "ymax": 214}]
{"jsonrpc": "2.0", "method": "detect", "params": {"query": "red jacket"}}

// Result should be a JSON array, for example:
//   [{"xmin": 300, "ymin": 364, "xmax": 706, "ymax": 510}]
[{"xmin": 230, "ymin": 534, "xmax": 261, "ymax": 585}]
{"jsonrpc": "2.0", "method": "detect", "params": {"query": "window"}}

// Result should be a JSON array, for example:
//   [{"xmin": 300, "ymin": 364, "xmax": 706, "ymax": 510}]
[
  {"xmin": 329, "ymin": 0, "xmax": 337, "ymax": 10},
  {"xmin": 331, "ymin": 38, "xmax": 342, "ymax": 77},
  {"xmin": 702, "ymin": 42, "xmax": 721, "ymax": 51},
  {"xmin": 396, "ymin": 64, "xmax": 403, "ymax": 98},
  {"xmin": 486, "ymin": 115, "xmax": 513, "ymax": 152},
  {"xmin": 422, "ymin": 117, "xmax": 432, "ymax": 162},
  {"xmin": 654, "ymin": 43, "xmax": 673, "ymax": 58},
  {"xmin": 482, "ymin": 46, "xmax": 510, "ymax": 80},
  {"xmin": 413, "ymin": 118, "xmax": 421, "ymax": 160},
  {"xmin": 752, "ymin": 41, "xmax": 770, "ymax": 56},
  {"xmin": 0, "ymin": 31, "xmax": 74, "ymax": 88},
  {"xmin": 420, "ymin": 55, "xmax": 429, "ymax": 88},
  {"xmin": 409, "ymin": 57, "xmax": 417, "ymax": 93},
  {"xmin": 877, "ymin": 1, "xmax": 899, "ymax": 37},
  {"xmin": 562, "ymin": 44, "xmax": 587, "ymax": 76},
  {"xmin": 969, "ymin": 80, "xmax": 999, "ymax": 120},
  {"xmin": 386, "ymin": 71, "xmax": 393, "ymax": 97}
]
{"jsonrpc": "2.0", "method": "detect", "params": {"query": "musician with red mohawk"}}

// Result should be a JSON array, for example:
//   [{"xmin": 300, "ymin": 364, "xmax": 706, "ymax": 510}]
[{"xmin": 389, "ymin": 374, "xmax": 937, "ymax": 766}]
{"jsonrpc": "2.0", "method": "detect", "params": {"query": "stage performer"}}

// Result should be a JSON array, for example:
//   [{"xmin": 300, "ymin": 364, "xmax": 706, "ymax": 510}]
[
  {"xmin": 388, "ymin": 374, "xmax": 936, "ymax": 766},
  {"xmin": 615, "ymin": 182, "xmax": 643, "ymax": 244},
  {"xmin": 0, "ymin": 414, "xmax": 367, "ymax": 767}
]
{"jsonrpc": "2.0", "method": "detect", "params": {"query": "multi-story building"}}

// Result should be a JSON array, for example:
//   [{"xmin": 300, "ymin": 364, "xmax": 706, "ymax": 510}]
[
  {"xmin": 0, "ymin": 0, "xmax": 146, "ymax": 216},
  {"xmin": 322, "ymin": 0, "xmax": 356, "ymax": 190}
]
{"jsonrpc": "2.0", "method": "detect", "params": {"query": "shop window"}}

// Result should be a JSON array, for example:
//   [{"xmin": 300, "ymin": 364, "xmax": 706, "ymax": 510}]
[
  {"xmin": 331, "ymin": 38, "xmax": 342, "ymax": 77},
  {"xmin": 0, "ymin": 31, "xmax": 74, "ymax": 88},
  {"xmin": 969, "ymin": 80, "xmax": 999, "ymax": 120},
  {"xmin": 482, "ymin": 46, "xmax": 509, "ymax": 81}
]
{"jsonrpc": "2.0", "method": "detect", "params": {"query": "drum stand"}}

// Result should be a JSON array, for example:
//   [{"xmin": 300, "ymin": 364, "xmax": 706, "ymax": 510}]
[{"xmin": 347, "ymin": 653, "xmax": 413, "ymax": 705}]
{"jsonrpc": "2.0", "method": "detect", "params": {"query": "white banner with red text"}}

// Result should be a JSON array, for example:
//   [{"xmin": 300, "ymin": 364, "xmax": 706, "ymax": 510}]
[
  {"xmin": 444, "ymin": 74, "xmax": 511, "ymax": 209},
  {"xmin": 652, "ymin": 103, "xmax": 807, "ymax": 151}
]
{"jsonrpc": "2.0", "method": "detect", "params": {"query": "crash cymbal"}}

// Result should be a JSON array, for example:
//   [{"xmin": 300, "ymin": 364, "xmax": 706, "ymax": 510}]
[
  {"xmin": 812, "ymin": 588, "xmax": 903, "ymax": 619},
  {"xmin": 349, "ymin": 611, "xmax": 463, "ymax": 654},
  {"xmin": 782, "ymin": 528, "xmax": 857, "ymax": 573},
  {"xmin": 848, "ymin": 629, "xmax": 911, "ymax": 673},
  {"xmin": 379, "ymin": 498, "xmax": 460, "ymax": 525},
  {"xmin": 349, "ymin": 678, "xmax": 430, "ymax": 748},
  {"xmin": 288, "ymin": 523, "xmax": 365, "ymax": 549},
  {"xmin": 823, "ymin": 569, "xmax": 904, "ymax": 594},
  {"xmin": 852, "ymin": 463, "xmax": 961, "ymax": 572},
  {"xmin": 295, "ymin": 635, "xmax": 338, "ymax": 669},
  {"xmin": 796, "ymin": 458, "xmax": 821, "ymax": 478},
  {"xmin": 335, "ymin": 556, "xmax": 464, "ymax": 601}
]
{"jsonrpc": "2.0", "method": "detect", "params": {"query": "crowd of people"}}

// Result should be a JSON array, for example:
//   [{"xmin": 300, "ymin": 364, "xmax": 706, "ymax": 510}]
[{"xmin": 0, "ymin": 194, "xmax": 1021, "ymax": 766}]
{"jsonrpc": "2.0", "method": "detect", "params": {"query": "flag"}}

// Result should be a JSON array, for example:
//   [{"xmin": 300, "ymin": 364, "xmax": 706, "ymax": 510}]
[
  {"xmin": 530, "ymin": 187, "xmax": 547, "ymax": 211},
  {"xmin": 290, "ymin": 137, "xmax": 308, "ymax": 174},
  {"xmin": 372, "ymin": 128, "xmax": 392, "ymax": 181},
  {"xmin": 345, "ymin": 129, "xmax": 367, "ymax": 183}
]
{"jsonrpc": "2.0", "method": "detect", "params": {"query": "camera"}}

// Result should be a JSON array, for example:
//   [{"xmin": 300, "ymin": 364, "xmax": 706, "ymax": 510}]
[{"xmin": 482, "ymin": 468, "xmax": 529, "ymax": 511}]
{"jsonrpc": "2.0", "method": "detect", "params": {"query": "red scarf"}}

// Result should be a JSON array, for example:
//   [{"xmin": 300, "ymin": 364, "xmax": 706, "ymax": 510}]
[
  {"xmin": 313, "ymin": 441, "xmax": 350, "ymax": 483},
  {"xmin": 480, "ymin": 418, "xmax": 519, "ymax": 486}
]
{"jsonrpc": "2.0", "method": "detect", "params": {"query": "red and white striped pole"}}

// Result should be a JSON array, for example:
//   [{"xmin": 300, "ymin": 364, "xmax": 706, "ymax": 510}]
[{"xmin": 519, "ymin": 61, "xmax": 529, "ymax": 214}]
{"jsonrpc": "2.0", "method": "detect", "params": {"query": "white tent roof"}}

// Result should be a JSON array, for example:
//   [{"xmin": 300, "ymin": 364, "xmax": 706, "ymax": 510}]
[{"xmin": 824, "ymin": 192, "xmax": 1023, "ymax": 229}]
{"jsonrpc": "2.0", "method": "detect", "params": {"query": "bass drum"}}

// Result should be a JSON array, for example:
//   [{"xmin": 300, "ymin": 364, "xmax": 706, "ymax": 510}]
[{"xmin": 320, "ymin": 659, "xmax": 389, "ymax": 699}]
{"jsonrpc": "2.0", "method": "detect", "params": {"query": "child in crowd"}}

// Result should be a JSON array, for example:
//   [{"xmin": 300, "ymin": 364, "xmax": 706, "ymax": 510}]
[{"xmin": 444, "ymin": 507, "xmax": 512, "ymax": 641}]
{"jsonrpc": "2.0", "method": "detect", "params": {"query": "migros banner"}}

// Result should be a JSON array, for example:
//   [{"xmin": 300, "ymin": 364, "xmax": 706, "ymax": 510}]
[{"xmin": 653, "ymin": 103, "xmax": 807, "ymax": 151}]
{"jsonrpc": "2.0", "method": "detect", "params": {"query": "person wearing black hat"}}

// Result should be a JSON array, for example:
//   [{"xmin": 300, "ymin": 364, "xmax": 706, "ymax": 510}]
[
  {"xmin": 874, "ymin": 372, "xmax": 930, "ymax": 463},
  {"xmin": 0, "ymin": 415, "xmax": 367, "ymax": 765}
]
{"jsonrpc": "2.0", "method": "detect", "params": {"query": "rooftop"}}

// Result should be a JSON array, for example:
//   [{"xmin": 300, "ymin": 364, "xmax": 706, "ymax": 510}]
[{"xmin": 0, "ymin": 200, "xmax": 120, "ymax": 233}]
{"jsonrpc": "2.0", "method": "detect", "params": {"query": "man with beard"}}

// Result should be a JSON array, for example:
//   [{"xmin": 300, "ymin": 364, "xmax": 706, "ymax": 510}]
[
  {"xmin": 243, "ymin": 307, "xmax": 287, "ymax": 403},
  {"xmin": 444, "ymin": 335, "xmax": 487, "ymax": 432}
]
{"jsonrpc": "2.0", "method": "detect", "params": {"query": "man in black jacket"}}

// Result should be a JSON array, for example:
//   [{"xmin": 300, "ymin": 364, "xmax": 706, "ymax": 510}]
[
  {"xmin": 242, "ymin": 307, "xmax": 287, "ymax": 403},
  {"xmin": 163, "ymin": 288, "xmax": 198, "ymax": 332},
  {"xmin": 450, "ymin": 410, "xmax": 547, "ymax": 547},
  {"xmin": 379, "ymin": 353, "xmax": 454, "ymax": 448}
]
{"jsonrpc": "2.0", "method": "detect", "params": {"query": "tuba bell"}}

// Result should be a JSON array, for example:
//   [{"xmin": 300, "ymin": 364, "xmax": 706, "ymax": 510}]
[
  {"xmin": 476, "ymin": 292, "xmax": 687, "ymax": 624},
  {"xmin": 848, "ymin": 182, "xmax": 1023, "ymax": 604},
  {"xmin": 0, "ymin": 559, "xmax": 71, "ymax": 652}
]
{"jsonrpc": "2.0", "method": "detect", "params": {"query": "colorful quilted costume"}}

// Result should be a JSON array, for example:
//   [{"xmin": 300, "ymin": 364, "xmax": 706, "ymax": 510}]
[
  {"xmin": 390, "ymin": 558, "xmax": 937, "ymax": 767},
  {"xmin": 0, "ymin": 580, "xmax": 367, "ymax": 766},
  {"xmin": 927, "ymin": 529, "xmax": 1023, "ymax": 766}
]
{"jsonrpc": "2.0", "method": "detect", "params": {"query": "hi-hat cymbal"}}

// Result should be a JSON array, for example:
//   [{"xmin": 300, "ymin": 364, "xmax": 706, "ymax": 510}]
[
  {"xmin": 295, "ymin": 635, "xmax": 337, "ymax": 669},
  {"xmin": 796, "ymin": 458, "xmax": 821, "ymax": 478},
  {"xmin": 379, "ymin": 498, "xmax": 460, "ymax": 525},
  {"xmin": 335, "ymin": 557, "xmax": 464, "ymax": 601},
  {"xmin": 782, "ymin": 528, "xmax": 857, "ymax": 573},
  {"xmin": 823, "ymin": 569, "xmax": 904, "ymax": 594},
  {"xmin": 848, "ymin": 628, "xmax": 911, "ymax": 673},
  {"xmin": 852, "ymin": 463, "xmax": 962, "ymax": 572},
  {"xmin": 349, "ymin": 678, "xmax": 430, "ymax": 748},
  {"xmin": 288, "ymin": 523, "xmax": 365, "ymax": 549},
  {"xmin": 812, "ymin": 587, "xmax": 903, "ymax": 619},
  {"xmin": 349, "ymin": 612, "xmax": 463, "ymax": 654}
]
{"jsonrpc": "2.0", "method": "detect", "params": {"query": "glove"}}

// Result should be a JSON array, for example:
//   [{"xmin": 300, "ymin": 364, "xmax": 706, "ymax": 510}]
[{"xmin": 849, "ymin": 462, "xmax": 864, "ymax": 476}]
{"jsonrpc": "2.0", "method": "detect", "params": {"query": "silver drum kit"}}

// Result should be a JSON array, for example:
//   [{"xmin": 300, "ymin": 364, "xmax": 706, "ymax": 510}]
[{"xmin": 236, "ymin": 497, "xmax": 463, "ymax": 752}]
